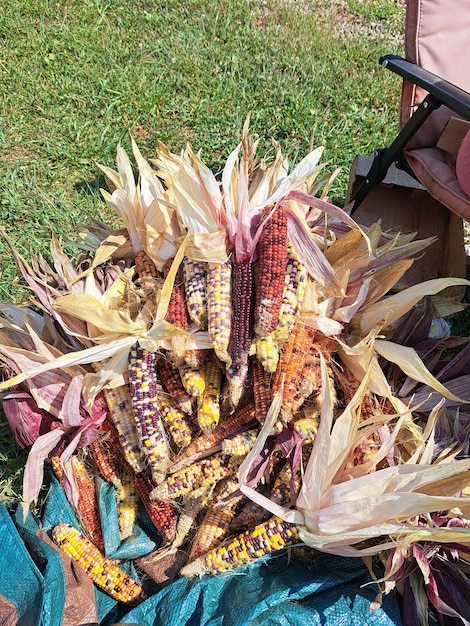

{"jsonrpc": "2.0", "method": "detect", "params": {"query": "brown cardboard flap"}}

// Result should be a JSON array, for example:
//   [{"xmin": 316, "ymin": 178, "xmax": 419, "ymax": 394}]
[
  {"xmin": 436, "ymin": 117, "xmax": 470, "ymax": 155},
  {"xmin": 346, "ymin": 156, "xmax": 466, "ymax": 298}
]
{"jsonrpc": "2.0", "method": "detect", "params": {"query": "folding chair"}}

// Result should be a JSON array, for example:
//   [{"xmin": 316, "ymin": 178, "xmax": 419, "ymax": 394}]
[{"xmin": 348, "ymin": 0, "xmax": 470, "ymax": 219}]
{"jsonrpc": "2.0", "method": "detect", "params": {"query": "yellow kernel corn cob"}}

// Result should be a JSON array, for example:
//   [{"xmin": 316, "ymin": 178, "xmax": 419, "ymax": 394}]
[
  {"xmin": 255, "ymin": 334, "xmax": 279, "ymax": 373},
  {"xmin": 102, "ymin": 384, "xmax": 146, "ymax": 474},
  {"xmin": 183, "ymin": 256, "xmax": 208, "ymax": 330},
  {"xmin": 52, "ymin": 523, "xmax": 143, "ymax": 603},
  {"xmin": 71, "ymin": 456, "xmax": 105, "ymax": 553},
  {"xmin": 178, "ymin": 362, "xmax": 206, "ymax": 399},
  {"xmin": 157, "ymin": 392, "xmax": 193, "ymax": 449},
  {"xmin": 221, "ymin": 429, "xmax": 258, "ymax": 458},
  {"xmin": 189, "ymin": 478, "xmax": 243, "ymax": 560},
  {"xmin": 292, "ymin": 417, "xmax": 319, "ymax": 445},
  {"xmin": 181, "ymin": 516, "xmax": 299, "ymax": 577},
  {"xmin": 117, "ymin": 470, "xmax": 139, "ymax": 540},
  {"xmin": 197, "ymin": 355, "xmax": 222, "ymax": 433},
  {"xmin": 207, "ymin": 261, "xmax": 232, "ymax": 366},
  {"xmin": 150, "ymin": 453, "xmax": 235, "ymax": 501},
  {"xmin": 129, "ymin": 344, "xmax": 170, "ymax": 485},
  {"xmin": 274, "ymin": 244, "xmax": 308, "ymax": 344}
]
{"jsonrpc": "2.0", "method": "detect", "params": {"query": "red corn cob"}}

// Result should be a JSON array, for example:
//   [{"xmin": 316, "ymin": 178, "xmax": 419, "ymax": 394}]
[
  {"xmin": 71, "ymin": 456, "xmax": 105, "ymax": 553},
  {"xmin": 227, "ymin": 261, "xmax": 255, "ymax": 408},
  {"xmin": 164, "ymin": 263, "xmax": 190, "ymax": 331},
  {"xmin": 156, "ymin": 355, "xmax": 193, "ymax": 415},
  {"xmin": 254, "ymin": 204, "xmax": 288, "ymax": 337},
  {"xmin": 135, "ymin": 249, "xmax": 163, "ymax": 311},
  {"xmin": 89, "ymin": 417, "xmax": 122, "ymax": 488},
  {"xmin": 250, "ymin": 356, "xmax": 273, "ymax": 424}
]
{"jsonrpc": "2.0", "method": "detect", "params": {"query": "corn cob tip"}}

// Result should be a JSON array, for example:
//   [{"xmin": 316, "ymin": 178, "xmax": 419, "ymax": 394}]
[{"xmin": 180, "ymin": 556, "xmax": 208, "ymax": 578}]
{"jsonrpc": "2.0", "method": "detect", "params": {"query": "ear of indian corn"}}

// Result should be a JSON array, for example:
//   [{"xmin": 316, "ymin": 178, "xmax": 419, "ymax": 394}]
[
  {"xmin": 129, "ymin": 343, "xmax": 169, "ymax": 485},
  {"xmin": 255, "ymin": 334, "xmax": 279, "ymax": 373},
  {"xmin": 221, "ymin": 429, "xmax": 258, "ymax": 458},
  {"xmin": 189, "ymin": 478, "xmax": 243, "ymax": 560},
  {"xmin": 164, "ymin": 262, "xmax": 190, "ymax": 363},
  {"xmin": 71, "ymin": 455, "xmax": 105, "ymax": 553},
  {"xmin": 178, "ymin": 362, "xmax": 205, "ymax": 399},
  {"xmin": 156, "ymin": 355, "xmax": 193, "ymax": 415},
  {"xmin": 52, "ymin": 523, "xmax": 143, "ymax": 603},
  {"xmin": 174, "ymin": 402, "xmax": 257, "ymax": 467},
  {"xmin": 272, "ymin": 323, "xmax": 336, "ymax": 426},
  {"xmin": 150, "ymin": 453, "xmax": 235, "ymax": 501},
  {"xmin": 197, "ymin": 355, "xmax": 222, "ymax": 433},
  {"xmin": 157, "ymin": 392, "xmax": 193, "ymax": 449},
  {"xmin": 251, "ymin": 356, "xmax": 273, "ymax": 424},
  {"xmin": 134, "ymin": 249, "xmax": 163, "ymax": 313},
  {"xmin": 132, "ymin": 471, "xmax": 179, "ymax": 544},
  {"xmin": 254, "ymin": 204, "xmax": 288, "ymax": 339},
  {"xmin": 227, "ymin": 261, "xmax": 255, "ymax": 408},
  {"xmin": 183, "ymin": 256, "xmax": 208, "ymax": 330},
  {"xmin": 229, "ymin": 499, "xmax": 273, "ymax": 534},
  {"xmin": 101, "ymin": 384, "xmax": 146, "ymax": 474},
  {"xmin": 116, "ymin": 469, "xmax": 139, "ymax": 541},
  {"xmin": 89, "ymin": 417, "xmax": 122, "ymax": 489},
  {"xmin": 180, "ymin": 515, "xmax": 299, "ymax": 577},
  {"xmin": 274, "ymin": 243, "xmax": 308, "ymax": 344},
  {"xmin": 207, "ymin": 261, "xmax": 232, "ymax": 366}
]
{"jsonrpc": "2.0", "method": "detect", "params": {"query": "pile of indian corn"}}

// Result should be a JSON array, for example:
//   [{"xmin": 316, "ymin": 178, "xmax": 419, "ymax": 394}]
[{"xmin": 2, "ymin": 126, "xmax": 470, "ymax": 620}]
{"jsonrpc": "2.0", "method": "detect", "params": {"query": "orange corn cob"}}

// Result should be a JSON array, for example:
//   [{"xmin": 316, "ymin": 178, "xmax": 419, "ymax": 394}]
[
  {"xmin": 52, "ymin": 523, "xmax": 143, "ymax": 603},
  {"xmin": 181, "ymin": 515, "xmax": 299, "ymax": 577},
  {"xmin": 272, "ymin": 322, "xmax": 336, "ymax": 426},
  {"xmin": 227, "ymin": 261, "xmax": 255, "ymax": 408},
  {"xmin": 156, "ymin": 355, "xmax": 193, "ymax": 415},
  {"xmin": 157, "ymin": 393, "xmax": 193, "ymax": 449},
  {"xmin": 189, "ymin": 478, "xmax": 243, "ymax": 560},
  {"xmin": 254, "ymin": 204, "xmax": 288, "ymax": 337},
  {"xmin": 51, "ymin": 454, "xmax": 65, "ymax": 485},
  {"xmin": 197, "ymin": 355, "xmax": 222, "ymax": 433},
  {"xmin": 164, "ymin": 263, "xmax": 190, "ymax": 331},
  {"xmin": 207, "ymin": 260, "xmax": 232, "ymax": 366},
  {"xmin": 71, "ymin": 455, "xmax": 105, "ymax": 553},
  {"xmin": 175, "ymin": 402, "xmax": 257, "ymax": 466},
  {"xmin": 150, "ymin": 453, "xmax": 235, "ymax": 501},
  {"xmin": 101, "ymin": 384, "xmax": 146, "ymax": 474},
  {"xmin": 129, "ymin": 343, "xmax": 169, "ymax": 485},
  {"xmin": 89, "ymin": 417, "xmax": 122, "ymax": 489},
  {"xmin": 183, "ymin": 256, "xmax": 208, "ymax": 330},
  {"xmin": 251, "ymin": 356, "xmax": 273, "ymax": 424}
]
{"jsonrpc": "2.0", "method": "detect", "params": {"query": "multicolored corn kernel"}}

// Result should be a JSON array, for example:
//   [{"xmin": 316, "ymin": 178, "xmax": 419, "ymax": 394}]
[
  {"xmin": 274, "ymin": 244, "xmax": 308, "ymax": 344},
  {"xmin": 181, "ymin": 516, "xmax": 299, "ymax": 576},
  {"xmin": 101, "ymin": 384, "xmax": 146, "ymax": 474},
  {"xmin": 52, "ymin": 523, "xmax": 144, "ymax": 603},
  {"xmin": 174, "ymin": 402, "xmax": 257, "ymax": 467},
  {"xmin": 178, "ymin": 362, "xmax": 206, "ymax": 399},
  {"xmin": 183, "ymin": 256, "xmax": 208, "ymax": 330},
  {"xmin": 197, "ymin": 355, "xmax": 222, "ymax": 433},
  {"xmin": 189, "ymin": 478, "xmax": 243, "ymax": 560},
  {"xmin": 221, "ymin": 429, "xmax": 258, "ymax": 458},
  {"xmin": 134, "ymin": 249, "xmax": 163, "ymax": 309},
  {"xmin": 254, "ymin": 204, "xmax": 288, "ymax": 338},
  {"xmin": 157, "ymin": 393, "xmax": 193, "ymax": 449},
  {"xmin": 150, "ymin": 453, "xmax": 234, "ymax": 501},
  {"xmin": 156, "ymin": 355, "xmax": 193, "ymax": 415},
  {"xmin": 129, "ymin": 343, "xmax": 169, "ymax": 485},
  {"xmin": 255, "ymin": 334, "xmax": 279, "ymax": 373},
  {"xmin": 207, "ymin": 260, "xmax": 232, "ymax": 366}
]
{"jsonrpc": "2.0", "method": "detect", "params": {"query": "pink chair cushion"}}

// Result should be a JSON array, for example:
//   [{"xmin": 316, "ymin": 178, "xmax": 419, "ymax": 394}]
[{"xmin": 456, "ymin": 130, "xmax": 470, "ymax": 199}]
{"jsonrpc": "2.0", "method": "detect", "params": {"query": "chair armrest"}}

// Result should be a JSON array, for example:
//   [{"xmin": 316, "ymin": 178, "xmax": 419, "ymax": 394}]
[{"xmin": 380, "ymin": 55, "xmax": 470, "ymax": 121}]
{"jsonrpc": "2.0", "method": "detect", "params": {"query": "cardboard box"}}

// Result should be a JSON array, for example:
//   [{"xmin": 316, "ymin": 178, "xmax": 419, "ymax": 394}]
[{"xmin": 345, "ymin": 155, "xmax": 466, "ymax": 296}]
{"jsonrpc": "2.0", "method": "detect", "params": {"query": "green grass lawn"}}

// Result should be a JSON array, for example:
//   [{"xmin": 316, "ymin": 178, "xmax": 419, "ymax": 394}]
[{"xmin": 1, "ymin": 0, "xmax": 407, "ymax": 501}]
